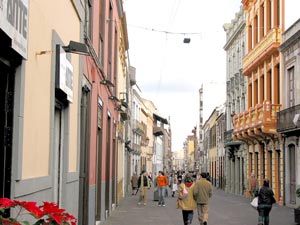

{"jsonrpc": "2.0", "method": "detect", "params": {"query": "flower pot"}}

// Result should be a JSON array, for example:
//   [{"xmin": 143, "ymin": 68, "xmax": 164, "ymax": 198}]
[{"xmin": 295, "ymin": 208, "xmax": 300, "ymax": 224}]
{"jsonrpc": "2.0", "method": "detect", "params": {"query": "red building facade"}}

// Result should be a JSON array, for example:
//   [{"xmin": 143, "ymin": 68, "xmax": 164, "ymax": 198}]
[{"xmin": 79, "ymin": 0, "xmax": 123, "ymax": 224}]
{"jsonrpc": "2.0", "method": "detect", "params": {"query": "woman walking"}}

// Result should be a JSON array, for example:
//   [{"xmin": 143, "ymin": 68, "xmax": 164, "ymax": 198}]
[
  {"xmin": 170, "ymin": 174, "xmax": 178, "ymax": 197},
  {"xmin": 177, "ymin": 174, "xmax": 196, "ymax": 225},
  {"xmin": 255, "ymin": 179, "xmax": 275, "ymax": 225}
]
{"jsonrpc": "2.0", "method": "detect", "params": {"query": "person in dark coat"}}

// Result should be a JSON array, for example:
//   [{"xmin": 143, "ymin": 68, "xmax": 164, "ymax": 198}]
[
  {"xmin": 255, "ymin": 179, "xmax": 275, "ymax": 225},
  {"xmin": 137, "ymin": 171, "xmax": 150, "ymax": 205}
]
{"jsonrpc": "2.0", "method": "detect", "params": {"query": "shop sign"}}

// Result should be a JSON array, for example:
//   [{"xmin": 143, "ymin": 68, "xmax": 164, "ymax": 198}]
[
  {"xmin": 59, "ymin": 48, "xmax": 73, "ymax": 102},
  {"xmin": 0, "ymin": 0, "xmax": 28, "ymax": 58}
]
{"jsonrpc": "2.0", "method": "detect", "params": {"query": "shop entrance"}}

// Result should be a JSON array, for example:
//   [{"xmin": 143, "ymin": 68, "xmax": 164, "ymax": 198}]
[{"xmin": 0, "ymin": 60, "xmax": 15, "ymax": 198}]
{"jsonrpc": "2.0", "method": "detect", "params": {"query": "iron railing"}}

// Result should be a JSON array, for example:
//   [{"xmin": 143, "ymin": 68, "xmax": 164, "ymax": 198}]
[{"xmin": 277, "ymin": 104, "xmax": 300, "ymax": 132}]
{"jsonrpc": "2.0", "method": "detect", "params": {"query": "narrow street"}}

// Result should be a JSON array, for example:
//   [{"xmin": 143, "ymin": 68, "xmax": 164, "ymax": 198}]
[{"xmin": 103, "ymin": 187, "xmax": 295, "ymax": 225}]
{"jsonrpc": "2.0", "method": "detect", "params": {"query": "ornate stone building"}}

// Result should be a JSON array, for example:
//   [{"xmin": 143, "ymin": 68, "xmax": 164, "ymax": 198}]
[
  {"xmin": 223, "ymin": 6, "xmax": 247, "ymax": 196},
  {"xmin": 233, "ymin": 0, "xmax": 283, "ymax": 203}
]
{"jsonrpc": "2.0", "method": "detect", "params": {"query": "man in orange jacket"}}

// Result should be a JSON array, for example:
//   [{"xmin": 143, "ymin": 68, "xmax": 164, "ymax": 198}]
[{"xmin": 156, "ymin": 171, "xmax": 168, "ymax": 206}]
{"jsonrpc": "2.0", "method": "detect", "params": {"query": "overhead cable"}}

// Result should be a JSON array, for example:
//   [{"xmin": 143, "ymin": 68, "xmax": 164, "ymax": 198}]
[{"xmin": 128, "ymin": 24, "xmax": 203, "ymax": 36}]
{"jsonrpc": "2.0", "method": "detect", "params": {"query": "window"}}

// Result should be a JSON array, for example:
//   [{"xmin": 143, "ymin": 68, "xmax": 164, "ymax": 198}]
[
  {"xmin": 254, "ymin": 15, "xmax": 258, "ymax": 45},
  {"xmin": 248, "ymin": 83, "xmax": 252, "ymax": 107},
  {"xmin": 87, "ymin": 0, "xmax": 93, "ymax": 39},
  {"xmin": 99, "ymin": 0, "xmax": 105, "ymax": 64},
  {"xmin": 259, "ymin": 3, "xmax": 265, "ymax": 39},
  {"xmin": 288, "ymin": 66, "xmax": 295, "ymax": 107},
  {"xmin": 254, "ymin": 79, "xmax": 258, "ymax": 105},
  {"xmin": 260, "ymin": 75, "xmax": 264, "ymax": 103},
  {"xmin": 107, "ymin": 2, "xmax": 113, "ymax": 81}
]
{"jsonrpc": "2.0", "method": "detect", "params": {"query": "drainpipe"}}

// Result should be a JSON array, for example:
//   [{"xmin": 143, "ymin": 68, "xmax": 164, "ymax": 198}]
[{"xmin": 282, "ymin": 134, "xmax": 286, "ymax": 205}]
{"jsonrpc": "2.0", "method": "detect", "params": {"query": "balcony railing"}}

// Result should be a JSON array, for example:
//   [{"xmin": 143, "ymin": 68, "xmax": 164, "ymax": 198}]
[
  {"xmin": 224, "ymin": 129, "xmax": 233, "ymax": 144},
  {"xmin": 129, "ymin": 66, "xmax": 136, "ymax": 86},
  {"xmin": 132, "ymin": 143, "xmax": 141, "ymax": 155},
  {"xmin": 224, "ymin": 129, "xmax": 243, "ymax": 146},
  {"xmin": 153, "ymin": 126, "xmax": 164, "ymax": 136},
  {"xmin": 243, "ymin": 28, "xmax": 281, "ymax": 73},
  {"xmin": 277, "ymin": 104, "xmax": 300, "ymax": 133},
  {"xmin": 233, "ymin": 100, "xmax": 281, "ymax": 135},
  {"xmin": 133, "ymin": 119, "xmax": 144, "ymax": 135}
]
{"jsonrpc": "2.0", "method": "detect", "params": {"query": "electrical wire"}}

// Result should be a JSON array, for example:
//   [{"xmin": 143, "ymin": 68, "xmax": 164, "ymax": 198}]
[{"xmin": 128, "ymin": 24, "xmax": 203, "ymax": 36}]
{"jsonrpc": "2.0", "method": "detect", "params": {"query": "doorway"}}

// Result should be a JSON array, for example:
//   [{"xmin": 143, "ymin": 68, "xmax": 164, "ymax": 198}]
[
  {"xmin": 105, "ymin": 114, "xmax": 111, "ymax": 217},
  {"xmin": 96, "ymin": 103, "xmax": 103, "ymax": 221},
  {"xmin": 78, "ymin": 87, "xmax": 90, "ymax": 225},
  {"xmin": 0, "ymin": 60, "xmax": 14, "ymax": 198},
  {"xmin": 289, "ymin": 144, "xmax": 296, "ymax": 204},
  {"xmin": 53, "ymin": 105, "xmax": 64, "ymax": 205}
]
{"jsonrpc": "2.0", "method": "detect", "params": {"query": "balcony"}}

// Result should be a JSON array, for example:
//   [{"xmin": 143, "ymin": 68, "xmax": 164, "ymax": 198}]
[
  {"xmin": 133, "ymin": 119, "xmax": 144, "ymax": 135},
  {"xmin": 277, "ymin": 104, "xmax": 300, "ymax": 135},
  {"xmin": 129, "ymin": 66, "xmax": 136, "ymax": 86},
  {"xmin": 117, "ymin": 122, "xmax": 124, "ymax": 140},
  {"xmin": 224, "ymin": 129, "xmax": 243, "ymax": 146},
  {"xmin": 132, "ymin": 143, "xmax": 141, "ymax": 155},
  {"xmin": 141, "ymin": 135, "xmax": 149, "ymax": 146},
  {"xmin": 233, "ymin": 100, "xmax": 281, "ymax": 142},
  {"xmin": 243, "ymin": 28, "xmax": 282, "ymax": 75},
  {"xmin": 116, "ymin": 104, "xmax": 130, "ymax": 121},
  {"xmin": 153, "ymin": 126, "xmax": 164, "ymax": 136}
]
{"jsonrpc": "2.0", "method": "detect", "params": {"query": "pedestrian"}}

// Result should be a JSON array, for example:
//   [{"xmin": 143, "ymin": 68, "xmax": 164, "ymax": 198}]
[
  {"xmin": 206, "ymin": 172, "xmax": 211, "ymax": 182},
  {"xmin": 148, "ymin": 172, "xmax": 153, "ymax": 187},
  {"xmin": 255, "ymin": 179, "xmax": 276, "ymax": 225},
  {"xmin": 170, "ymin": 174, "xmax": 178, "ymax": 197},
  {"xmin": 137, "ymin": 170, "xmax": 150, "ymax": 205},
  {"xmin": 178, "ymin": 174, "xmax": 183, "ymax": 184},
  {"xmin": 177, "ymin": 174, "xmax": 197, "ymax": 225},
  {"xmin": 193, "ymin": 172, "xmax": 213, "ymax": 225},
  {"xmin": 248, "ymin": 172, "xmax": 258, "ymax": 199},
  {"xmin": 131, "ymin": 173, "xmax": 138, "ymax": 195},
  {"xmin": 156, "ymin": 171, "xmax": 168, "ymax": 206}
]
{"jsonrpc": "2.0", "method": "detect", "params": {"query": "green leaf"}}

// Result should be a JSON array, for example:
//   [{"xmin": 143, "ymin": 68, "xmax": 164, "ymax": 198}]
[
  {"xmin": 33, "ymin": 219, "xmax": 45, "ymax": 225},
  {"xmin": 22, "ymin": 221, "xmax": 30, "ymax": 225}
]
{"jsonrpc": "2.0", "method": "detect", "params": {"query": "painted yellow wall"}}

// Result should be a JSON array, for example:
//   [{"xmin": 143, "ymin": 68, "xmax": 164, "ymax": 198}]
[
  {"xmin": 187, "ymin": 139, "xmax": 194, "ymax": 155},
  {"xmin": 22, "ymin": 0, "xmax": 80, "ymax": 178}
]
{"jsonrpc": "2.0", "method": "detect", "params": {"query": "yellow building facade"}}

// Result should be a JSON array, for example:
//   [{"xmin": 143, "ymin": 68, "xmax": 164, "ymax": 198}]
[
  {"xmin": 187, "ymin": 136, "xmax": 195, "ymax": 171},
  {"xmin": 0, "ymin": 0, "xmax": 85, "ymax": 218}
]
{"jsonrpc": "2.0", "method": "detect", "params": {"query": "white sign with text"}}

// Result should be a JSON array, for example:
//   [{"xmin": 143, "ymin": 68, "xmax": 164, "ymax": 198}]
[{"xmin": 0, "ymin": 0, "xmax": 28, "ymax": 58}]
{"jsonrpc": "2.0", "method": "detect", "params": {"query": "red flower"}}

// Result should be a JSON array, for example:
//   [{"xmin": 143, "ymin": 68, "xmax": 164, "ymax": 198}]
[
  {"xmin": 41, "ymin": 202, "xmax": 70, "ymax": 224},
  {"xmin": 0, "ymin": 198, "xmax": 77, "ymax": 225},
  {"xmin": 0, "ymin": 198, "xmax": 16, "ymax": 209},
  {"xmin": 18, "ymin": 201, "xmax": 44, "ymax": 218},
  {"xmin": 42, "ymin": 202, "xmax": 65, "ymax": 215}
]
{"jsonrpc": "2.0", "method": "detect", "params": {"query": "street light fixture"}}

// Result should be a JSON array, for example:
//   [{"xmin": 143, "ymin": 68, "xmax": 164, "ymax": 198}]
[
  {"xmin": 109, "ymin": 95, "xmax": 120, "ymax": 102},
  {"xmin": 62, "ymin": 41, "xmax": 89, "ymax": 55},
  {"xmin": 183, "ymin": 38, "xmax": 191, "ymax": 43},
  {"xmin": 100, "ymin": 79, "xmax": 115, "ymax": 87}
]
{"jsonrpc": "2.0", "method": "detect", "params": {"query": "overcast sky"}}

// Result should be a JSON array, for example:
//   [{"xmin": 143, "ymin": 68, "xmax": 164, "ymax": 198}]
[{"xmin": 123, "ymin": 0, "xmax": 300, "ymax": 152}]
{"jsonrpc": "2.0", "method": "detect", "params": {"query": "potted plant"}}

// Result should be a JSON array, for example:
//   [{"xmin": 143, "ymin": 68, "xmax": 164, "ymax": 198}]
[{"xmin": 295, "ymin": 188, "xmax": 300, "ymax": 224}]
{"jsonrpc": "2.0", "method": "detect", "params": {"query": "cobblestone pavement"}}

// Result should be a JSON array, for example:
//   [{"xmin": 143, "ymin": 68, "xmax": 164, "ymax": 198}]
[{"xmin": 103, "ymin": 187, "xmax": 295, "ymax": 225}]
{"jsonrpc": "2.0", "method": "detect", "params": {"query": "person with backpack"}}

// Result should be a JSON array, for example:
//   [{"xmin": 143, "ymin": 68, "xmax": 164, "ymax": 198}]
[{"xmin": 177, "ymin": 174, "xmax": 196, "ymax": 225}]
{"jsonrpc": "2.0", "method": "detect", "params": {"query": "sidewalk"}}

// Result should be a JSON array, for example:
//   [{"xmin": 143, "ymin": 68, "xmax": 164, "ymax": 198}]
[{"xmin": 103, "ymin": 187, "xmax": 295, "ymax": 225}]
